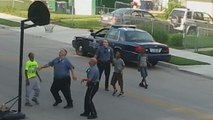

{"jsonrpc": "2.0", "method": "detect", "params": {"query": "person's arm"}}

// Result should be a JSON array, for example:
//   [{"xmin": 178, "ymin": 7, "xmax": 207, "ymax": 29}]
[
  {"xmin": 39, "ymin": 64, "xmax": 50, "ymax": 70},
  {"xmin": 94, "ymin": 47, "xmax": 100, "ymax": 59},
  {"xmin": 25, "ymin": 70, "xmax": 30, "ymax": 86},
  {"xmin": 81, "ymin": 78, "xmax": 92, "ymax": 83},
  {"xmin": 137, "ymin": 55, "xmax": 141, "ymax": 71},
  {"xmin": 81, "ymin": 69, "xmax": 93, "ymax": 83},
  {"xmin": 71, "ymin": 69, "xmax": 77, "ymax": 80},
  {"xmin": 110, "ymin": 48, "xmax": 114, "ymax": 63},
  {"xmin": 36, "ymin": 71, "xmax": 42, "ymax": 82},
  {"xmin": 121, "ymin": 59, "xmax": 125, "ymax": 71}
]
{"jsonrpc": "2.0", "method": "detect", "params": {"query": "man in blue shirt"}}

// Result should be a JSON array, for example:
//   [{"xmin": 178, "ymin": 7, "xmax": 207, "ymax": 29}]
[
  {"xmin": 81, "ymin": 58, "xmax": 99, "ymax": 119},
  {"xmin": 39, "ymin": 48, "xmax": 77, "ymax": 109},
  {"xmin": 94, "ymin": 40, "xmax": 113, "ymax": 91}
]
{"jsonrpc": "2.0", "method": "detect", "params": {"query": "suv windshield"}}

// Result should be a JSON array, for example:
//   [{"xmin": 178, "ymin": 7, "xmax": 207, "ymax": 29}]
[
  {"xmin": 170, "ymin": 10, "xmax": 185, "ymax": 18},
  {"xmin": 125, "ymin": 31, "xmax": 154, "ymax": 42}
]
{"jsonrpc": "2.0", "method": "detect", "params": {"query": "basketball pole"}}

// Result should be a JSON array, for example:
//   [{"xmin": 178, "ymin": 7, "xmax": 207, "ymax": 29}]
[{"xmin": 18, "ymin": 19, "xmax": 36, "ymax": 113}]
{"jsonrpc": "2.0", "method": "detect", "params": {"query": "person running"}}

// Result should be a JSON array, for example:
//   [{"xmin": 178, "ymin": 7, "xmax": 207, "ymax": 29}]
[
  {"xmin": 39, "ymin": 49, "xmax": 77, "ymax": 109},
  {"xmin": 25, "ymin": 52, "xmax": 42, "ymax": 106},
  {"xmin": 111, "ymin": 51, "xmax": 125, "ymax": 96},
  {"xmin": 138, "ymin": 48, "xmax": 148, "ymax": 89}
]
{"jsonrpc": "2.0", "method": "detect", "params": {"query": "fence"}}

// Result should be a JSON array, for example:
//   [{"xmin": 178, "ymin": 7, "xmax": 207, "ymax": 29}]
[{"xmin": 183, "ymin": 26, "xmax": 213, "ymax": 52}]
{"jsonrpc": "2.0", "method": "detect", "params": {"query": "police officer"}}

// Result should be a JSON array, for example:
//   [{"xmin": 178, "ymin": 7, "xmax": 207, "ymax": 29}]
[
  {"xmin": 81, "ymin": 58, "xmax": 99, "ymax": 119},
  {"xmin": 39, "ymin": 49, "xmax": 77, "ymax": 109},
  {"xmin": 94, "ymin": 40, "xmax": 114, "ymax": 91}
]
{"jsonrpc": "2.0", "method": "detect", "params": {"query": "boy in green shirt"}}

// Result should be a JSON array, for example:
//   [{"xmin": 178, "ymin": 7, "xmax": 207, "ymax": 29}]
[{"xmin": 25, "ymin": 52, "xmax": 42, "ymax": 106}]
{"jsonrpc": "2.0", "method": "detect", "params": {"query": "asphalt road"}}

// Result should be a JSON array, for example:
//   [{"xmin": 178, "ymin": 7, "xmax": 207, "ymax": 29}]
[{"xmin": 1, "ymin": 28, "xmax": 213, "ymax": 120}]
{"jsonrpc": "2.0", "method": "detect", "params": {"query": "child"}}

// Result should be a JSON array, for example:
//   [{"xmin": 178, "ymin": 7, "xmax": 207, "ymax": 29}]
[
  {"xmin": 111, "ymin": 51, "xmax": 125, "ymax": 96},
  {"xmin": 138, "ymin": 48, "xmax": 148, "ymax": 89},
  {"xmin": 25, "ymin": 52, "xmax": 42, "ymax": 106}
]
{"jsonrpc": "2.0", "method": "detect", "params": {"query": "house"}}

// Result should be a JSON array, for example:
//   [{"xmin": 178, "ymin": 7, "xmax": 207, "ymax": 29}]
[{"xmin": 186, "ymin": 0, "xmax": 213, "ymax": 16}]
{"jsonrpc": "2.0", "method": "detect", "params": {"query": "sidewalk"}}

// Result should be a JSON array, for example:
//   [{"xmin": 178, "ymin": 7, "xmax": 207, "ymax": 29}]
[{"xmin": 1, "ymin": 13, "xmax": 213, "ymax": 79}]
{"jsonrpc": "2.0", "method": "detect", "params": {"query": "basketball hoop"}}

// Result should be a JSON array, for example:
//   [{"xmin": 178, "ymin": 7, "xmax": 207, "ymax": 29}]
[{"xmin": 44, "ymin": 24, "xmax": 55, "ymax": 33}]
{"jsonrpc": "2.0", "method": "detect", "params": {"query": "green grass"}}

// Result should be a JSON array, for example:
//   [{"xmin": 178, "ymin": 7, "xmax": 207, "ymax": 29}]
[
  {"xmin": 167, "ymin": 56, "xmax": 209, "ymax": 65},
  {"xmin": 0, "ymin": 18, "xmax": 20, "ymax": 27},
  {"xmin": 183, "ymin": 36, "xmax": 213, "ymax": 49},
  {"xmin": 197, "ymin": 50, "xmax": 213, "ymax": 57},
  {"xmin": 53, "ymin": 18, "xmax": 101, "ymax": 30}
]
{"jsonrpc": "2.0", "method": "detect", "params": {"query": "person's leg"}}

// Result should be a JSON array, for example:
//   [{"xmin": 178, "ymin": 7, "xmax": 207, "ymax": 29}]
[
  {"xmin": 25, "ymin": 80, "xmax": 33, "ymax": 106},
  {"xmin": 32, "ymin": 79, "xmax": 40, "ymax": 104},
  {"xmin": 97, "ymin": 62, "xmax": 104, "ymax": 81},
  {"xmin": 104, "ymin": 62, "xmax": 111, "ymax": 90},
  {"xmin": 118, "ymin": 73, "xmax": 123, "ymax": 93},
  {"xmin": 81, "ymin": 84, "xmax": 92, "ymax": 117},
  {"xmin": 143, "ymin": 68, "xmax": 148, "ymax": 89},
  {"xmin": 61, "ymin": 77, "xmax": 73, "ymax": 108},
  {"xmin": 88, "ymin": 83, "xmax": 99, "ymax": 118},
  {"xmin": 50, "ymin": 79, "xmax": 62, "ymax": 106},
  {"xmin": 111, "ymin": 73, "xmax": 117, "ymax": 95}
]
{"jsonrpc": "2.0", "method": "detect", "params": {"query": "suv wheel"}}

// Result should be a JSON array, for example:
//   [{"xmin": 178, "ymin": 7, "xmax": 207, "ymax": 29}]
[
  {"xmin": 187, "ymin": 28, "xmax": 197, "ymax": 35},
  {"xmin": 76, "ymin": 45, "xmax": 86, "ymax": 56}
]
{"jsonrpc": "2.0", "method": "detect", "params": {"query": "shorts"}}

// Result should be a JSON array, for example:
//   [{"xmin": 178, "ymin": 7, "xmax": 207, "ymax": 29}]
[
  {"xmin": 111, "ymin": 72, "xmax": 123, "ymax": 87},
  {"xmin": 140, "ymin": 67, "xmax": 148, "ymax": 78}
]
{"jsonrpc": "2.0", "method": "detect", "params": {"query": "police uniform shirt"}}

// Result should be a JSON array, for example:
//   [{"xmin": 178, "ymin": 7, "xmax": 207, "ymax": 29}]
[
  {"xmin": 86, "ymin": 65, "xmax": 100, "ymax": 83},
  {"xmin": 95, "ymin": 46, "xmax": 113, "ymax": 62},
  {"xmin": 48, "ymin": 57, "xmax": 74, "ymax": 79}
]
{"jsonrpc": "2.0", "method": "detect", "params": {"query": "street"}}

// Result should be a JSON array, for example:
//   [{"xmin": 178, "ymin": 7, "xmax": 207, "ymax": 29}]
[{"xmin": 0, "ymin": 28, "xmax": 213, "ymax": 120}]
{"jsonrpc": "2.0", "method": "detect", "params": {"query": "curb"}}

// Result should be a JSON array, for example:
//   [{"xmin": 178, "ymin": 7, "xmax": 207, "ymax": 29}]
[{"xmin": 158, "ymin": 61, "xmax": 213, "ymax": 80}]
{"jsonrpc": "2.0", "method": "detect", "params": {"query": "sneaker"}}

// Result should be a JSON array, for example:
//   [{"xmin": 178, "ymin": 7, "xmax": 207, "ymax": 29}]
[
  {"xmin": 25, "ymin": 102, "xmax": 33, "ymax": 107},
  {"xmin": 112, "ymin": 89, "xmax": 117, "ymax": 96},
  {"xmin": 117, "ymin": 92, "xmax": 124, "ymax": 97},
  {"xmin": 32, "ymin": 98, "xmax": 39, "ymax": 105}
]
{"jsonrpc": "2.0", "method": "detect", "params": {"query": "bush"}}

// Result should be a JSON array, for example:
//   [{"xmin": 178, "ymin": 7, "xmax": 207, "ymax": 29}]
[
  {"xmin": 152, "ymin": 29, "xmax": 168, "ymax": 44},
  {"xmin": 169, "ymin": 33, "xmax": 183, "ymax": 47},
  {"xmin": 137, "ymin": 21, "xmax": 169, "ymax": 44},
  {"xmin": 164, "ymin": 1, "xmax": 183, "ymax": 19}
]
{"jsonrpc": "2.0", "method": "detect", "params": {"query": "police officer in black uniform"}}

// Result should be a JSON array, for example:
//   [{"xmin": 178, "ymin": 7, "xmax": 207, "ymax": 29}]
[
  {"xmin": 80, "ymin": 58, "xmax": 100, "ymax": 119},
  {"xmin": 94, "ymin": 40, "xmax": 114, "ymax": 91}
]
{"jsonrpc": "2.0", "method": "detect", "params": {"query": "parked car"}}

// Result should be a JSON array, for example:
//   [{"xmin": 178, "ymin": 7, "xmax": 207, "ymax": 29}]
[
  {"xmin": 100, "ymin": 8, "xmax": 155, "ymax": 26},
  {"xmin": 72, "ymin": 25, "xmax": 171, "ymax": 66},
  {"xmin": 168, "ymin": 8, "xmax": 213, "ymax": 34}
]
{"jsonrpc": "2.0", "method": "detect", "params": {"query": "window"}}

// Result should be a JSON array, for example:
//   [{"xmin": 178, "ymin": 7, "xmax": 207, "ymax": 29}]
[
  {"xmin": 193, "ymin": 12, "xmax": 204, "ymax": 20},
  {"xmin": 203, "ymin": 13, "xmax": 213, "ymax": 23},
  {"xmin": 96, "ymin": 29, "xmax": 109, "ymax": 38},
  {"xmin": 105, "ymin": 29, "xmax": 120, "ymax": 41},
  {"xmin": 131, "ymin": 11, "xmax": 142, "ymax": 17},
  {"xmin": 186, "ymin": 12, "xmax": 192, "ymax": 19},
  {"xmin": 142, "ymin": 11, "xmax": 154, "ymax": 18},
  {"xmin": 125, "ymin": 31, "xmax": 154, "ymax": 42}
]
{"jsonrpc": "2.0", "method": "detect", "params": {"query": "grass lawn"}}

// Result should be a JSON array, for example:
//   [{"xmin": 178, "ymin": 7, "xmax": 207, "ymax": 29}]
[
  {"xmin": 167, "ymin": 55, "xmax": 210, "ymax": 65},
  {"xmin": 197, "ymin": 50, "xmax": 213, "ymax": 57},
  {"xmin": 0, "ymin": 18, "xmax": 20, "ymax": 27},
  {"xmin": 183, "ymin": 36, "xmax": 213, "ymax": 49}
]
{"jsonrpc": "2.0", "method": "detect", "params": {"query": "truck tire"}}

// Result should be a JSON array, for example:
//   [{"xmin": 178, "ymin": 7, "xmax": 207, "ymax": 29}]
[
  {"xmin": 76, "ymin": 45, "xmax": 86, "ymax": 56},
  {"xmin": 187, "ymin": 27, "xmax": 197, "ymax": 35},
  {"xmin": 149, "ymin": 61, "xmax": 158, "ymax": 66}
]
